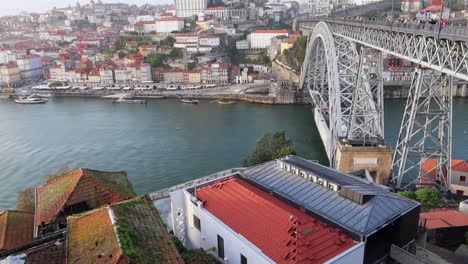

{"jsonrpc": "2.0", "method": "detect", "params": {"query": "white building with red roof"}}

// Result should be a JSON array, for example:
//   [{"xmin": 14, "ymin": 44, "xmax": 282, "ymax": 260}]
[
  {"xmin": 170, "ymin": 156, "xmax": 420, "ymax": 263},
  {"xmin": 205, "ymin": 6, "xmax": 229, "ymax": 20},
  {"xmin": 156, "ymin": 17, "xmax": 185, "ymax": 33},
  {"xmin": 249, "ymin": 29, "xmax": 289, "ymax": 49},
  {"xmin": 420, "ymin": 159, "xmax": 468, "ymax": 196}
]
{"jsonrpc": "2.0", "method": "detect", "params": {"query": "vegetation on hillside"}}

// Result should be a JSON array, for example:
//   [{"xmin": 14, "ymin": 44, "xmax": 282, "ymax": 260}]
[
  {"xmin": 226, "ymin": 44, "xmax": 271, "ymax": 67},
  {"xmin": 280, "ymin": 36, "xmax": 308, "ymax": 72},
  {"xmin": 170, "ymin": 234, "xmax": 215, "ymax": 263},
  {"xmin": 243, "ymin": 131, "xmax": 296, "ymax": 167},
  {"xmin": 160, "ymin": 36, "xmax": 176, "ymax": 46},
  {"xmin": 397, "ymin": 188, "xmax": 441, "ymax": 211},
  {"xmin": 145, "ymin": 53, "xmax": 168, "ymax": 67}
]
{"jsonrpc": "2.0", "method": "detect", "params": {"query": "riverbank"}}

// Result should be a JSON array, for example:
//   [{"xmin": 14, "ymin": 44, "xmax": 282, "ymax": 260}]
[{"xmin": 30, "ymin": 83, "xmax": 309, "ymax": 105}]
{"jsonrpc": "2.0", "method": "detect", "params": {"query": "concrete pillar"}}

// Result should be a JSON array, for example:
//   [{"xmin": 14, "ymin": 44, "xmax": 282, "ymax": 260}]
[{"xmin": 335, "ymin": 140, "xmax": 393, "ymax": 184}]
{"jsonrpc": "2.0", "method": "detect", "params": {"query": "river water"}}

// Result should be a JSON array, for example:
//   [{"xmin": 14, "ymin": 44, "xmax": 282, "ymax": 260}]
[{"xmin": 0, "ymin": 97, "xmax": 467, "ymax": 208}]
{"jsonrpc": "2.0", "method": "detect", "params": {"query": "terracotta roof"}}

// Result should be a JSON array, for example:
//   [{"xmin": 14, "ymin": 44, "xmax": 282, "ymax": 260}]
[
  {"xmin": 68, "ymin": 196, "xmax": 183, "ymax": 264},
  {"xmin": 159, "ymin": 17, "xmax": 183, "ymax": 21},
  {"xmin": 36, "ymin": 168, "xmax": 136, "ymax": 227},
  {"xmin": 0, "ymin": 210, "xmax": 34, "ymax": 250},
  {"xmin": 207, "ymin": 6, "xmax": 226, "ymax": 11},
  {"xmin": 68, "ymin": 207, "xmax": 121, "ymax": 264},
  {"xmin": 196, "ymin": 177, "xmax": 356, "ymax": 264},
  {"xmin": 420, "ymin": 159, "xmax": 468, "ymax": 186},
  {"xmin": 420, "ymin": 209, "xmax": 468, "ymax": 229},
  {"xmin": 253, "ymin": 29, "xmax": 289, "ymax": 34}
]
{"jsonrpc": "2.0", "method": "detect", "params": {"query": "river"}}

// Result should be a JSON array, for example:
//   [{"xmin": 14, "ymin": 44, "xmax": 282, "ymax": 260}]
[{"xmin": 0, "ymin": 97, "xmax": 467, "ymax": 208}]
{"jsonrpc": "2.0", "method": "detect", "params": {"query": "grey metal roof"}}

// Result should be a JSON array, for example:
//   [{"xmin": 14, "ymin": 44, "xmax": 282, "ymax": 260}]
[{"xmin": 239, "ymin": 155, "xmax": 419, "ymax": 237}]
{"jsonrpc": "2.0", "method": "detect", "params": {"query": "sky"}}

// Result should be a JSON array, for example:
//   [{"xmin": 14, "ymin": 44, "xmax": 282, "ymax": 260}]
[{"xmin": 0, "ymin": 0, "xmax": 174, "ymax": 16}]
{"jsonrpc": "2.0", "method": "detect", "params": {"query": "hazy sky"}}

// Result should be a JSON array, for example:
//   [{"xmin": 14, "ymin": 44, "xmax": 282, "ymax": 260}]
[{"xmin": 1, "ymin": 0, "xmax": 174, "ymax": 16}]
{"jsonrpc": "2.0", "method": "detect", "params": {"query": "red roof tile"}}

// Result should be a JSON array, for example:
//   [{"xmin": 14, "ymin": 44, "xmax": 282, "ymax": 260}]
[
  {"xmin": 159, "ymin": 17, "xmax": 183, "ymax": 21},
  {"xmin": 68, "ymin": 207, "xmax": 122, "ymax": 264},
  {"xmin": 207, "ymin": 6, "xmax": 226, "ymax": 10},
  {"xmin": 36, "ymin": 168, "xmax": 136, "ymax": 227},
  {"xmin": 420, "ymin": 159, "xmax": 468, "ymax": 186},
  {"xmin": 68, "ymin": 196, "xmax": 183, "ymax": 264},
  {"xmin": 420, "ymin": 209, "xmax": 468, "ymax": 229},
  {"xmin": 196, "ymin": 177, "xmax": 356, "ymax": 264},
  {"xmin": 0, "ymin": 210, "xmax": 34, "ymax": 250}
]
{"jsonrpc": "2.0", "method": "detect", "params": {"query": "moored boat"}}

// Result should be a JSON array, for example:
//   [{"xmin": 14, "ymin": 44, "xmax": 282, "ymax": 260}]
[
  {"xmin": 216, "ymin": 100, "xmax": 236, "ymax": 105},
  {"xmin": 180, "ymin": 99, "xmax": 199, "ymax": 104},
  {"xmin": 113, "ymin": 99, "xmax": 146, "ymax": 104},
  {"xmin": 14, "ymin": 97, "xmax": 48, "ymax": 104}
]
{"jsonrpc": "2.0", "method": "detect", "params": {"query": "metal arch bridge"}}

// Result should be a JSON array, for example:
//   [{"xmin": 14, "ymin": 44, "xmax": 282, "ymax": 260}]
[{"xmin": 299, "ymin": 19, "xmax": 468, "ymax": 191}]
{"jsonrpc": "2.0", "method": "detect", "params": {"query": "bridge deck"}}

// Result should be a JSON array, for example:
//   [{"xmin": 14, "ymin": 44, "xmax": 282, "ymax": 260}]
[{"xmin": 300, "ymin": 18, "xmax": 468, "ymax": 41}]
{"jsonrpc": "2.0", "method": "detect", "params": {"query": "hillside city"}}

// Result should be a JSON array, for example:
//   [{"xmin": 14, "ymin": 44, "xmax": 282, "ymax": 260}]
[{"xmin": 0, "ymin": 0, "xmax": 467, "ymax": 264}]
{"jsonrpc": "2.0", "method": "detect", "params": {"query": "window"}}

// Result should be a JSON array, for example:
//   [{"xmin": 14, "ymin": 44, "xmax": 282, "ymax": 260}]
[
  {"xmin": 193, "ymin": 215, "xmax": 201, "ymax": 231},
  {"xmin": 460, "ymin": 176, "xmax": 466, "ymax": 182},
  {"xmin": 456, "ymin": 190, "xmax": 464, "ymax": 196},
  {"xmin": 241, "ymin": 254, "xmax": 248, "ymax": 264},
  {"xmin": 217, "ymin": 235, "xmax": 224, "ymax": 259}
]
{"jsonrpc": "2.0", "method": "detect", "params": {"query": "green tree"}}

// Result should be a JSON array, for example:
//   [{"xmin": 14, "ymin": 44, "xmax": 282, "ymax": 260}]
[
  {"xmin": 452, "ymin": 0, "xmax": 465, "ymax": 11},
  {"xmin": 161, "ymin": 36, "xmax": 176, "ymax": 46},
  {"xmin": 170, "ymin": 48, "xmax": 183, "ymax": 59},
  {"xmin": 415, "ymin": 188, "xmax": 441, "ymax": 209},
  {"xmin": 398, "ymin": 191, "xmax": 417, "ymax": 200},
  {"xmin": 145, "ymin": 53, "xmax": 167, "ymax": 67},
  {"xmin": 243, "ymin": 131, "xmax": 296, "ymax": 167},
  {"xmin": 188, "ymin": 62, "xmax": 197, "ymax": 70}
]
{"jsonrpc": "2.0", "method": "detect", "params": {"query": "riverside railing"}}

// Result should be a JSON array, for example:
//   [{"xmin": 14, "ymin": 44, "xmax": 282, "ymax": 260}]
[{"xmin": 148, "ymin": 168, "xmax": 241, "ymax": 201}]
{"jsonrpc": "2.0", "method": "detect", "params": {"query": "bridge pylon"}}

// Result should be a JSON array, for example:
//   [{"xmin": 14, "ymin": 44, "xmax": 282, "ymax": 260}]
[
  {"xmin": 391, "ymin": 68, "xmax": 453, "ymax": 191},
  {"xmin": 335, "ymin": 48, "xmax": 393, "ymax": 185}
]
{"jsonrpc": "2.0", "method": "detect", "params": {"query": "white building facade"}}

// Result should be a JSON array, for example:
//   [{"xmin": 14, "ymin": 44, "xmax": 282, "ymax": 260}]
[
  {"xmin": 249, "ymin": 29, "xmax": 289, "ymax": 49},
  {"xmin": 155, "ymin": 17, "xmax": 185, "ymax": 33},
  {"xmin": 175, "ymin": 0, "xmax": 209, "ymax": 18},
  {"xmin": 170, "ymin": 180, "xmax": 366, "ymax": 264}
]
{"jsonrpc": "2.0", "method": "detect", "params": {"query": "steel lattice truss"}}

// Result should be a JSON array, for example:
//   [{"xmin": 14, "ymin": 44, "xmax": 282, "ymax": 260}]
[
  {"xmin": 301, "ymin": 22, "xmax": 359, "ymax": 165},
  {"xmin": 329, "ymin": 21, "xmax": 468, "ymax": 81},
  {"xmin": 392, "ymin": 69, "xmax": 453, "ymax": 190},
  {"xmin": 347, "ymin": 49, "xmax": 384, "ymax": 144}
]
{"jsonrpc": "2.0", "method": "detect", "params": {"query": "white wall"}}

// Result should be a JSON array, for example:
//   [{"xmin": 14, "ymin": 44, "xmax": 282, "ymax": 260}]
[
  {"xmin": 171, "ymin": 189, "xmax": 275, "ymax": 264},
  {"xmin": 324, "ymin": 242, "xmax": 365, "ymax": 264}
]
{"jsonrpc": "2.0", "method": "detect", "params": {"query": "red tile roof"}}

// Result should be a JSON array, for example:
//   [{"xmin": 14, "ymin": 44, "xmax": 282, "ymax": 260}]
[
  {"xmin": 159, "ymin": 17, "xmax": 183, "ymax": 21},
  {"xmin": 68, "ymin": 207, "xmax": 122, "ymax": 264},
  {"xmin": 207, "ymin": 6, "xmax": 226, "ymax": 10},
  {"xmin": 253, "ymin": 29, "xmax": 289, "ymax": 34},
  {"xmin": 420, "ymin": 159, "xmax": 468, "ymax": 186},
  {"xmin": 420, "ymin": 209, "xmax": 468, "ymax": 229},
  {"xmin": 0, "ymin": 210, "xmax": 34, "ymax": 250},
  {"xmin": 36, "ymin": 168, "xmax": 136, "ymax": 227},
  {"xmin": 68, "ymin": 196, "xmax": 183, "ymax": 264},
  {"xmin": 196, "ymin": 177, "xmax": 356, "ymax": 264}
]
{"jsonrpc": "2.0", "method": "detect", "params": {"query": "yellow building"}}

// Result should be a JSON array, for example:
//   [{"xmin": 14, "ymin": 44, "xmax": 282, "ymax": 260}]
[
  {"xmin": 280, "ymin": 42, "xmax": 294, "ymax": 54},
  {"xmin": 0, "ymin": 62, "xmax": 21, "ymax": 86},
  {"xmin": 187, "ymin": 70, "xmax": 201, "ymax": 83}
]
